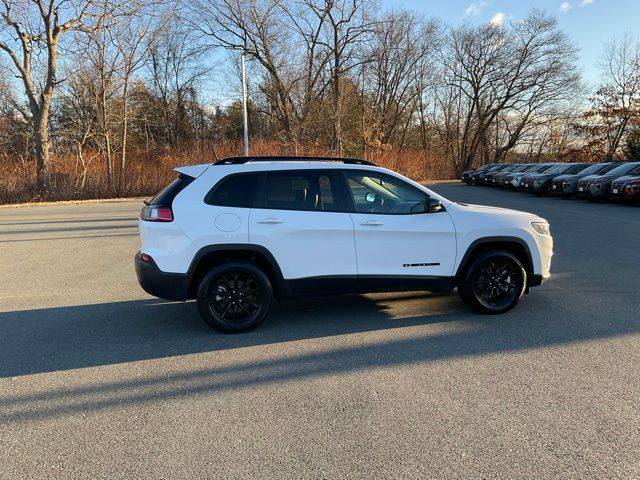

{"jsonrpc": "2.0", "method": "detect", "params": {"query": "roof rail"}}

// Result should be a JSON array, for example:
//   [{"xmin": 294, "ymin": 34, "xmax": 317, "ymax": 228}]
[{"xmin": 213, "ymin": 155, "xmax": 376, "ymax": 166}]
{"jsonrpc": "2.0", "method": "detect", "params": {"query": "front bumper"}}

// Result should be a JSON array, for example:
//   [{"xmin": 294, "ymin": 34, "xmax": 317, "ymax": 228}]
[
  {"xmin": 586, "ymin": 183, "xmax": 609, "ymax": 199},
  {"xmin": 575, "ymin": 185, "xmax": 591, "ymax": 197},
  {"xmin": 530, "ymin": 182, "xmax": 548, "ymax": 193},
  {"xmin": 530, "ymin": 273, "xmax": 550, "ymax": 288},
  {"xmin": 548, "ymin": 182, "xmax": 564, "ymax": 195},
  {"xmin": 134, "ymin": 251, "xmax": 190, "ymax": 301}
]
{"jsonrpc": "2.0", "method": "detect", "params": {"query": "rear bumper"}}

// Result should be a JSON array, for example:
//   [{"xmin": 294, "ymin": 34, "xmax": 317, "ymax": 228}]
[{"xmin": 134, "ymin": 251, "xmax": 189, "ymax": 301}]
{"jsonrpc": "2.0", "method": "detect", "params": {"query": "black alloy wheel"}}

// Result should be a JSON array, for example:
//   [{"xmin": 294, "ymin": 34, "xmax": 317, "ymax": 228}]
[
  {"xmin": 459, "ymin": 250, "xmax": 527, "ymax": 314},
  {"xmin": 197, "ymin": 262, "xmax": 273, "ymax": 333}
]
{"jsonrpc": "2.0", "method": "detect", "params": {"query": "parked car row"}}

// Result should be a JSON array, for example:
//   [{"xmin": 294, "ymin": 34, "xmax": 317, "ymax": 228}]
[{"xmin": 461, "ymin": 161, "xmax": 640, "ymax": 203}]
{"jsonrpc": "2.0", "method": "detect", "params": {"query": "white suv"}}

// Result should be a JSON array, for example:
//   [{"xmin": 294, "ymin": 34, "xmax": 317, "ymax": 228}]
[{"xmin": 135, "ymin": 157, "xmax": 553, "ymax": 332}]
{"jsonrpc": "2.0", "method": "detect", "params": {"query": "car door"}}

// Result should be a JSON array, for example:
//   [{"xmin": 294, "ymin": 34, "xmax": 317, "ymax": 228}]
[
  {"xmin": 249, "ymin": 169, "xmax": 357, "ymax": 279},
  {"xmin": 341, "ymin": 170, "xmax": 457, "ymax": 278}
]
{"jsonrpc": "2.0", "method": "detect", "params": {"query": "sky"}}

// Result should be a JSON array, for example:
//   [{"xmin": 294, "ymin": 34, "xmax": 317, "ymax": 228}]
[{"xmin": 382, "ymin": 0, "xmax": 640, "ymax": 86}]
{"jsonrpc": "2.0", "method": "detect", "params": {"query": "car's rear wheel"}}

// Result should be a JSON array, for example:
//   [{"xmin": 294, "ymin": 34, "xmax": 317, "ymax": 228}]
[
  {"xmin": 458, "ymin": 250, "xmax": 527, "ymax": 314},
  {"xmin": 197, "ymin": 261, "xmax": 273, "ymax": 333}
]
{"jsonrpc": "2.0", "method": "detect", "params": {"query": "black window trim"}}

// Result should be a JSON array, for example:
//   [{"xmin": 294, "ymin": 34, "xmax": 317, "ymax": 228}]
[
  {"xmin": 338, "ymin": 169, "xmax": 443, "ymax": 216},
  {"xmin": 253, "ymin": 169, "xmax": 350, "ymax": 213}
]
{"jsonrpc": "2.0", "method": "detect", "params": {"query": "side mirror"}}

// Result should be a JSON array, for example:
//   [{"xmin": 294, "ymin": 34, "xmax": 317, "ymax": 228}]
[{"xmin": 427, "ymin": 197, "xmax": 443, "ymax": 213}]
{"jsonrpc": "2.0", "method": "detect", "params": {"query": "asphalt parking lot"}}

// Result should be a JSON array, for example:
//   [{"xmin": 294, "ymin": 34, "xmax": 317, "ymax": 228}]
[{"xmin": 1, "ymin": 184, "xmax": 639, "ymax": 479}]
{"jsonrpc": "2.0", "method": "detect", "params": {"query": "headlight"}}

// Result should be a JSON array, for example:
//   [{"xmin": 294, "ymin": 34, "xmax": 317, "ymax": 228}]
[
  {"xmin": 531, "ymin": 222, "xmax": 550, "ymax": 235},
  {"xmin": 534, "ymin": 180, "xmax": 542, "ymax": 186}
]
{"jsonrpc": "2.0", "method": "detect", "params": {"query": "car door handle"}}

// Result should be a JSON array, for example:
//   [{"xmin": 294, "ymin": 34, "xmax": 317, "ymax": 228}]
[
  {"xmin": 256, "ymin": 218, "xmax": 284, "ymax": 224},
  {"xmin": 360, "ymin": 220, "xmax": 384, "ymax": 226}
]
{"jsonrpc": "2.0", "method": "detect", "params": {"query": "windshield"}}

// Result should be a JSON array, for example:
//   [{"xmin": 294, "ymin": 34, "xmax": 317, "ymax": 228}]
[
  {"xmin": 629, "ymin": 165, "xmax": 640, "ymax": 176},
  {"xmin": 544, "ymin": 165, "xmax": 568, "ymax": 175},
  {"xmin": 565, "ymin": 164, "xmax": 589, "ymax": 174},
  {"xmin": 598, "ymin": 163, "xmax": 624, "ymax": 174},
  {"xmin": 577, "ymin": 163, "xmax": 604, "ymax": 175},
  {"xmin": 520, "ymin": 164, "xmax": 536, "ymax": 172},
  {"xmin": 502, "ymin": 165, "xmax": 519, "ymax": 172},
  {"xmin": 607, "ymin": 163, "xmax": 640, "ymax": 176},
  {"xmin": 528, "ymin": 164, "xmax": 546, "ymax": 173}
]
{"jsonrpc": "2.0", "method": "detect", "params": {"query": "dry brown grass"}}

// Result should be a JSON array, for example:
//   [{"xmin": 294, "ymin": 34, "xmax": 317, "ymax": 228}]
[{"xmin": 0, "ymin": 140, "xmax": 454, "ymax": 205}]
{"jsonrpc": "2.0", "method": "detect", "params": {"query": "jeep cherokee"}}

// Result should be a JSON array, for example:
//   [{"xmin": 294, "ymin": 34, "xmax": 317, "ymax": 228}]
[{"xmin": 135, "ymin": 156, "xmax": 553, "ymax": 333}]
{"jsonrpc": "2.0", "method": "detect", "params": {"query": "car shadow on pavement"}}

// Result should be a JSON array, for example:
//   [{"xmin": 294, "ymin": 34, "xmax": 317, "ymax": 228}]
[
  {"xmin": 1, "ymin": 289, "xmax": 638, "ymax": 424},
  {"xmin": 1, "ymin": 288, "xmax": 639, "ymax": 424},
  {"xmin": 0, "ymin": 293, "xmax": 462, "ymax": 379}
]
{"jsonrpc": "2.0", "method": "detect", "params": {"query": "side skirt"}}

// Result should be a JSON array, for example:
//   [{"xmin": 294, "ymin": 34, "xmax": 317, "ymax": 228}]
[{"xmin": 281, "ymin": 275, "xmax": 456, "ymax": 300}]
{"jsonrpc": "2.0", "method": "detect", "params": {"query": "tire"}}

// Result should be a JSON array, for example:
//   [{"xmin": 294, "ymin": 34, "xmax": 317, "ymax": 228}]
[
  {"xmin": 458, "ymin": 250, "xmax": 527, "ymax": 314},
  {"xmin": 196, "ymin": 261, "xmax": 273, "ymax": 333}
]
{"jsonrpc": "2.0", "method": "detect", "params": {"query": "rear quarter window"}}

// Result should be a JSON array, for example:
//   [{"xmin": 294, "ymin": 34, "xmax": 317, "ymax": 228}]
[{"xmin": 205, "ymin": 173, "xmax": 260, "ymax": 207}]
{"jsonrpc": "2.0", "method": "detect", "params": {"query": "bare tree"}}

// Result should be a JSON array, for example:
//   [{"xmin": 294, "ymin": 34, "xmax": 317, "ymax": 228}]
[
  {"xmin": 188, "ymin": 0, "xmax": 375, "ymax": 154},
  {"xmin": 362, "ymin": 11, "xmax": 440, "ymax": 149},
  {"xmin": 441, "ymin": 9, "xmax": 580, "ymax": 172},
  {"xmin": 148, "ymin": 18, "xmax": 208, "ymax": 148},
  {"xmin": 70, "ymin": 26, "xmax": 122, "ymax": 190},
  {"xmin": 189, "ymin": 0, "xmax": 304, "ymax": 146},
  {"xmin": 589, "ymin": 32, "xmax": 640, "ymax": 159},
  {"xmin": 112, "ymin": 9, "xmax": 166, "ymax": 192},
  {"xmin": 0, "ymin": 0, "xmax": 127, "ymax": 191},
  {"xmin": 306, "ymin": 0, "xmax": 375, "ymax": 155}
]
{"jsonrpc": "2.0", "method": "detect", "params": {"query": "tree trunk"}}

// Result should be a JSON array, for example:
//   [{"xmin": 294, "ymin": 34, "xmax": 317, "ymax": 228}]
[
  {"xmin": 33, "ymin": 100, "xmax": 51, "ymax": 192},
  {"xmin": 332, "ymin": 25, "xmax": 342, "ymax": 157},
  {"xmin": 120, "ymin": 76, "xmax": 130, "ymax": 194}
]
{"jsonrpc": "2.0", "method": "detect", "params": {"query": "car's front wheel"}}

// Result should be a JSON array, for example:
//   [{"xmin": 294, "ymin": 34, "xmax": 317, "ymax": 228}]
[
  {"xmin": 458, "ymin": 250, "xmax": 527, "ymax": 314},
  {"xmin": 197, "ymin": 261, "xmax": 273, "ymax": 333}
]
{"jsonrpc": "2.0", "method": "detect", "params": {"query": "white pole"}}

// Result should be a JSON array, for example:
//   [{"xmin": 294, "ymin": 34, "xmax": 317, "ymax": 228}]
[{"xmin": 241, "ymin": 51, "xmax": 249, "ymax": 157}]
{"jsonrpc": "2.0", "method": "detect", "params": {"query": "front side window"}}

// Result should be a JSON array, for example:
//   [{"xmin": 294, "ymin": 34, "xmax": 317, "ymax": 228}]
[
  {"xmin": 263, "ymin": 171, "xmax": 339, "ymax": 211},
  {"xmin": 343, "ymin": 171, "xmax": 428, "ymax": 214},
  {"xmin": 205, "ymin": 173, "xmax": 259, "ymax": 207}
]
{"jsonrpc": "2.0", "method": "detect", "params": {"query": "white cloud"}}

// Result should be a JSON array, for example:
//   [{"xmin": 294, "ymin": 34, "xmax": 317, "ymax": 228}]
[
  {"xmin": 560, "ymin": 2, "xmax": 572, "ymax": 12},
  {"xmin": 489, "ymin": 12, "xmax": 506, "ymax": 27},
  {"xmin": 466, "ymin": 1, "xmax": 488, "ymax": 16},
  {"xmin": 580, "ymin": 0, "xmax": 594, "ymax": 5}
]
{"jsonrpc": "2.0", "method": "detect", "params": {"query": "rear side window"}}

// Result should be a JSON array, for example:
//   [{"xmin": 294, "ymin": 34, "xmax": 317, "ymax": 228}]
[
  {"xmin": 150, "ymin": 174, "xmax": 194, "ymax": 206},
  {"xmin": 263, "ymin": 171, "xmax": 339, "ymax": 211},
  {"xmin": 205, "ymin": 173, "xmax": 260, "ymax": 207}
]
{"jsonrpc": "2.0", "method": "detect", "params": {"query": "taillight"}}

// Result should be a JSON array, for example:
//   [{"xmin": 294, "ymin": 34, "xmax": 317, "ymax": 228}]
[{"xmin": 141, "ymin": 205, "xmax": 174, "ymax": 222}]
